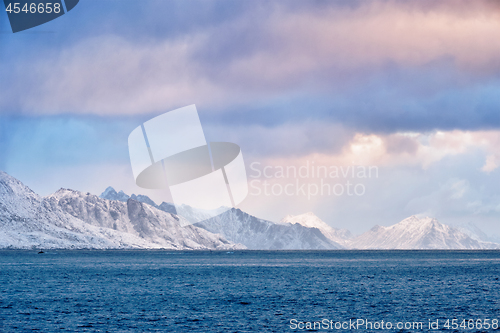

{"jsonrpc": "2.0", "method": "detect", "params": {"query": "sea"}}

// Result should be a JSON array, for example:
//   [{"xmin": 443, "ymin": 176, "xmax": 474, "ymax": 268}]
[{"xmin": 0, "ymin": 250, "xmax": 499, "ymax": 332}]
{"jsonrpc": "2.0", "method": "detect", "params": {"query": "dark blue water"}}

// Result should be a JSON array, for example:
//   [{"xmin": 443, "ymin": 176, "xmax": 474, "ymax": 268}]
[{"xmin": 0, "ymin": 250, "xmax": 499, "ymax": 332}]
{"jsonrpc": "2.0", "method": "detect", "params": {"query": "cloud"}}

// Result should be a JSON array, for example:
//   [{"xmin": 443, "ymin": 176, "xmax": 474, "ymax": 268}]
[
  {"xmin": 203, "ymin": 121, "xmax": 356, "ymax": 158},
  {"xmin": 245, "ymin": 129, "xmax": 500, "ymax": 174},
  {"xmin": 481, "ymin": 155, "xmax": 498, "ymax": 173},
  {"xmin": 1, "ymin": 0, "xmax": 500, "ymax": 133}
]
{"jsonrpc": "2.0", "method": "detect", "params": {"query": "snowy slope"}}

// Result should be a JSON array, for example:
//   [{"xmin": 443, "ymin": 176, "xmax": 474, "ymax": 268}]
[
  {"xmin": 280, "ymin": 212, "xmax": 352, "ymax": 246},
  {"xmin": 0, "ymin": 171, "xmax": 153, "ymax": 249},
  {"xmin": 349, "ymin": 216, "xmax": 500, "ymax": 249},
  {"xmin": 0, "ymin": 171, "xmax": 242, "ymax": 250},
  {"xmin": 6, "ymin": 173, "xmax": 494, "ymax": 250},
  {"xmin": 100, "ymin": 186, "xmax": 130, "ymax": 202},
  {"xmin": 195, "ymin": 208, "xmax": 345, "ymax": 249},
  {"xmin": 49, "ymin": 189, "xmax": 241, "ymax": 250},
  {"xmin": 101, "ymin": 188, "xmax": 345, "ymax": 249},
  {"xmin": 100, "ymin": 187, "xmax": 176, "ymax": 214}
]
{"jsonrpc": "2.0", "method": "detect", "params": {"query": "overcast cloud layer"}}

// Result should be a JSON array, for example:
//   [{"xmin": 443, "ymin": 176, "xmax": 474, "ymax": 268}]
[{"xmin": 1, "ymin": 0, "xmax": 500, "ymax": 131}]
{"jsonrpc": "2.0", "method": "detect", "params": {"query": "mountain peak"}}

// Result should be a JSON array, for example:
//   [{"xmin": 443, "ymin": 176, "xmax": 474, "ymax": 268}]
[
  {"xmin": 397, "ymin": 215, "xmax": 436, "ymax": 226},
  {"xmin": 280, "ymin": 212, "xmax": 353, "ymax": 245},
  {"xmin": 100, "ymin": 187, "xmax": 130, "ymax": 202},
  {"xmin": 370, "ymin": 225, "xmax": 383, "ymax": 232},
  {"xmin": 280, "ymin": 212, "xmax": 336, "ymax": 233},
  {"xmin": 130, "ymin": 194, "xmax": 157, "ymax": 206},
  {"xmin": 55, "ymin": 188, "xmax": 77, "ymax": 194},
  {"xmin": 350, "ymin": 215, "xmax": 498, "ymax": 249},
  {"xmin": 0, "ymin": 170, "xmax": 19, "ymax": 185},
  {"xmin": 101, "ymin": 186, "xmax": 117, "ymax": 196},
  {"xmin": 0, "ymin": 170, "xmax": 37, "ymax": 197},
  {"xmin": 98, "ymin": 187, "xmax": 177, "ymax": 214}
]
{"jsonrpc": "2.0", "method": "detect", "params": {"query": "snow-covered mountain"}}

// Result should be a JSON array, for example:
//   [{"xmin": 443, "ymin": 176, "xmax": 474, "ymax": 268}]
[
  {"xmin": 47, "ymin": 189, "xmax": 242, "ymax": 250},
  {"xmin": 349, "ymin": 216, "xmax": 500, "ymax": 249},
  {"xmin": 101, "ymin": 187, "xmax": 229, "ymax": 225},
  {"xmin": 280, "ymin": 212, "xmax": 352, "ymax": 246},
  {"xmin": 195, "ymin": 209, "xmax": 345, "ymax": 249},
  {"xmin": 100, "ymin": 186, "xmax": 131, "ymax": 202},
  {"xmin": 0, "ymin": 171, "xmax": 150, "ymax": 249},
  {"xmin": 0, "ymin": 171, "xmax": 241, "ymax": 250},
  {"xmin": 277, "ymin": 214, "xmax": 500, "ymax": 249},
  {"xmin": 100, "ymin": 187, "xmax": 176, "ymax": 214},
  {"xmin": 0, "ymin": 173, "xmax": 345, "ymax": 250},
  {"xmin": 3, "ymin": 171, "xmax": 499, "ymax": 250},
  {"xmin": 100, "ymin": 187, "xmax": 345, "ymax": 249}
]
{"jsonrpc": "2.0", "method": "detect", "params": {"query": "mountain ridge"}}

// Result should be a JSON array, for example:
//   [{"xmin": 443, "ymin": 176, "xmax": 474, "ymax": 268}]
[
  {"xmin": 195, "ymin": 208, "xmax": 344, "ymax": 250},
  {"xmin": 278, "ymin": 212, "xmax": 499, "ymax": 249},
  {"xmin": 279, "ymin": 212, "xmax": 353, "ymax": 246},
  {"xmin": 1, "ymin": 173, "xmax": 499, "ymax": 250},
  {"xmin": 100, "ymin": 186, "xmax": 500, "ymax": 250},
  {"xmin": 100, "ymin": 187, "xmax": 345, "ymax": 249},
  {"xmin": 348, "ymin": 215, "xmax": 499, "ymax": 249},
  {"xmin": 0, "ymin": 171, "xmax": 241, "ymax": 250},
  {"xmin": 0, "ymin": 173, "xmax": 348, "ymax": 250}
]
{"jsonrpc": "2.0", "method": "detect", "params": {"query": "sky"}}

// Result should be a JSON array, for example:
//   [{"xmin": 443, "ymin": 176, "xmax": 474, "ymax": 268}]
[{"xmin": 1, "ymin": 0, "xmax": 500, "ymax": 235}]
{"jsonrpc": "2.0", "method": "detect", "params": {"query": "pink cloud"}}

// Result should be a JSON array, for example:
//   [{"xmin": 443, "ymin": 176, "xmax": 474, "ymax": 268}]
[{"xmin": 2, "ymin": 0, "xmax": 500, "ymax": 115}]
